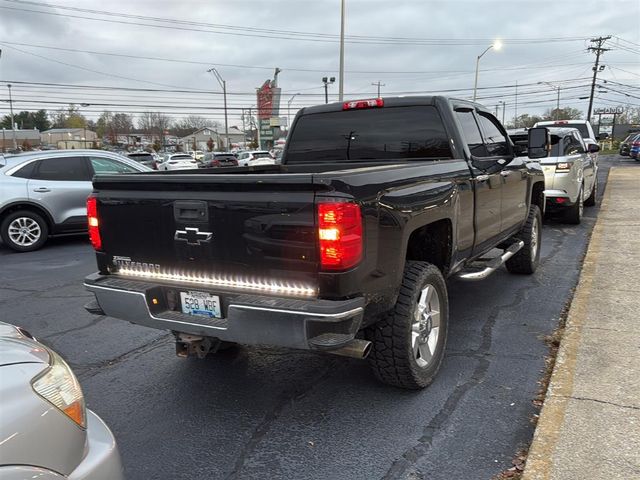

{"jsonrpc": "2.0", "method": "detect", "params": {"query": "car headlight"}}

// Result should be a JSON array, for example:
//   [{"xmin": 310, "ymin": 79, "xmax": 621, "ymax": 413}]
[
  {"xmin": 556, "ymin": 162, "xmax": 573, "ymax": 172},
  {"xmin": 31, "ymin": 349, "xmax": 87, "ymax": 428}
]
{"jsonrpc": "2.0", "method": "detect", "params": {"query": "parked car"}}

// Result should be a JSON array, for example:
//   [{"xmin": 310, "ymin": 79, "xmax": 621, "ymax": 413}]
[
  {"xmin": 619, "ymin": 133, "xmax": 640, "ymax": 156},
  {"xmin": 200, "ymin": 152, "xmax": 238, "ymax": 168},
  {"xmin": 539, "ymin": 127, "xmax": 599, "ymax": 224},
  {"xmin": 236, "ymin": 150, "xmax": 274, "ymax": 166},
  {"xmin": 0, "ymin": 150, "xmax": 151, "ymax": 252},
  {"xmin": 156, "ymin": 153, "xmax": 199, "ymax": 171},
  {"xmin": 628, "ymin": 134, "xmax": 640, "ymax": 160},
  {"xmin": 127, "ymin": 151, "xmax": 158, "ymax": 169},
  {"xmin": 0, "ymin": 322, "xmax": 123, "ymax": 479},
  {"xmin": 84, "ymin": 96, "xmax": 548, "ymax": 390}
]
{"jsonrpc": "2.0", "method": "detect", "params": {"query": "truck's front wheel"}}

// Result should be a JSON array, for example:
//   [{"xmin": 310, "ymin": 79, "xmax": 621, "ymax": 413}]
[{"xmin": 367, "ymin": 261, "xmax": 449, "ymax": 389}]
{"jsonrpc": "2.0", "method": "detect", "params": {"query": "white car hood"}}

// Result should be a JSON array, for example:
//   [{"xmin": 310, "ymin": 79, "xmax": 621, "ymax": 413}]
[{"xmin": 0, "ymin": 322, "xmax": 50, "ymax": 366}]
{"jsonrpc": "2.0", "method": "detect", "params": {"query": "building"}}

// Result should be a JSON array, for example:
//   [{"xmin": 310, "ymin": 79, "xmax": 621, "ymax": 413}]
[
  {"xmin": 41, "ymin": 128, "xmax": 98, "ymax": 149},
  {"xmin": 1, "ymin": 128, "xmax": 42, "ymax": 152},
  {"xmin": 178, "ymin": 126, "xmax": 247, "ymax": 152},
  {"xmin": 179, "ymin": 127, "xmax": 221, "ymax": 152}
]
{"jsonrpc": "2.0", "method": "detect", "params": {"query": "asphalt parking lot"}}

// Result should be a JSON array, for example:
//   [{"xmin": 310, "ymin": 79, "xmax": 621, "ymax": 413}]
[{"xmin": 1, "ymin": 154, "xmax": 636, "ymax": 480}]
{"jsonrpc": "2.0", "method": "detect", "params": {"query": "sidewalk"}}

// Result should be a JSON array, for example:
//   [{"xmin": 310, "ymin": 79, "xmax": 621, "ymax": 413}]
[{"xmin": 523, "ymin": 167, "xmax": 640, "ymax": 479}]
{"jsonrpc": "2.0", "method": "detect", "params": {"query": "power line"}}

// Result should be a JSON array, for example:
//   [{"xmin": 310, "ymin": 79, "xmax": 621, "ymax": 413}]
[
  {"xmin": 0, "ymin": 40, "xmax": 601, "ymax": 75},
  {"xmin": 0, "ymin": 0, "xmax": 591, "ymax": 46}
]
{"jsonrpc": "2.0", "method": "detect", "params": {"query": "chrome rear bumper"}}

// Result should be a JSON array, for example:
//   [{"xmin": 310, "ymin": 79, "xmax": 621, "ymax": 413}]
[{"xmin": 84, "ymin": 273, "xmax": 365, "ymax": 351}]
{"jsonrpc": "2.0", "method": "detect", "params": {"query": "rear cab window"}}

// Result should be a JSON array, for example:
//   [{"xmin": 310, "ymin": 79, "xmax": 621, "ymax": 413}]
[{"xmin": 285, "ymin": 105, "xmax": 452, "ymax": 163}]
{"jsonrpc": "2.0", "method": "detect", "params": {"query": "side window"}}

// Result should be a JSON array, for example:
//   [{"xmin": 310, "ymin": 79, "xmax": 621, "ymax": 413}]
[
  {"xmin": 573, "ymin": 133, "xmax": 585, "ymax": 153},
  {"xmin": 89, "ymin": 157, "xmax": 139, "ymax": 175},
  {"xmin": 563, "ymin": 135, "xmax": 583, "ymax": 156},
  {"xmin": 33, "ymin": 157, "xmax": 91, "ymax": 181},
  {"xmin": 11, "ymin": 161, "xmax": 36, "ymax": 179},
  {"xmin": 476, "ymin": 113, "xmax": 510, "ymax": 157},
  {"xmin": 455, "ymin": 110, "xmax": 487, "ymax": 157}
]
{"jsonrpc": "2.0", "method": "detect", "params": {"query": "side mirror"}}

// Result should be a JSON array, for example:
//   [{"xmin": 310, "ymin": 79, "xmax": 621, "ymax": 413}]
[
  {"xmin": 528, "ymin": 127, "xmax": 550, "ymax": 159},
  {"xmin": 588, "ymin": 143, "xmax": 600, "ymax": 153}
]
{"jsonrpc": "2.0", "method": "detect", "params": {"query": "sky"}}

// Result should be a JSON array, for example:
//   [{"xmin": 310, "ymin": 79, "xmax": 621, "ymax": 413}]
[{"xmin": 0, "ymin": 0, "xmax": 638, "ymax": 129}]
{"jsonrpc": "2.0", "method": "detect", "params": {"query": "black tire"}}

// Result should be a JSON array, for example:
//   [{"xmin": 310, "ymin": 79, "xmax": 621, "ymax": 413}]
[
  {"xmin": 563, "ymin": 186, "xmax": 584, "ymax": 225},
  {"xmin": 366, "ymin": 261, "xmax": 449, "ymax": 389},
  {"xmin": 584, "ymin": 178, "xmax": 597, "ymax": 207},
  {"xmin": 0, "ymin": 210, "xmax": 49, "ymax": 252},
  {"xmin": 506, "ymin": 205, "xmax": 542, "ymax": 275}
]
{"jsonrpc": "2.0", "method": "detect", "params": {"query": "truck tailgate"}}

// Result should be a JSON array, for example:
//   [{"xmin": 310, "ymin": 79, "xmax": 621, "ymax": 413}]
[{"xmin": 93, "ymin": 173, "xmax": 320, "ymax": 284}]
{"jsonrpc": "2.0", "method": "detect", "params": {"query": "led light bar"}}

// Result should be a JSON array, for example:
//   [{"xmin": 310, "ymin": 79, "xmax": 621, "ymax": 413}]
[{"xmin": 117, "ymin": 267, "xmax": 318, "ymax": 297}]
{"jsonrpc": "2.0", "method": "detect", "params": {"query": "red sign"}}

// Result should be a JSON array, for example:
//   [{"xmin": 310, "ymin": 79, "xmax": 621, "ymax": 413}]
[{"xmin": 257, "ymin": 81, "xmax": 274, "ymax": 120}]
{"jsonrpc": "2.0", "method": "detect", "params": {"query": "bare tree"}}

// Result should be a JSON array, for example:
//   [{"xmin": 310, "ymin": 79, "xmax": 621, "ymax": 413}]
[{"xmin": 138, "ymin": 112, "xmax": 172, "ymax": 135}]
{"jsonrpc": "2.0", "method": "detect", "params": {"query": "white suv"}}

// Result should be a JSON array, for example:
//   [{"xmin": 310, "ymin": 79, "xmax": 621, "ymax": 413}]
[
  {"xmin": 534, "ymin": 120, "xmax": 599, "ymax": 152},
  {"xmin": 539, "ymin": 127, "xmax": 599, "ymax": 224}
]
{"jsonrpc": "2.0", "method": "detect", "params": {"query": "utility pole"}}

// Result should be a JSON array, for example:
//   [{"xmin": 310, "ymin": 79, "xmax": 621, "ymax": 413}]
[
  {"xmin": 586, "ymin": 36, "xmax": 611, "ymax": 123},
  {"xmin": 501, "ymin": 101, "xmax": 506, "ymax": 125},
  {"xmin": 7, "ymin": 84, "xmax": 16, "ymax": 150},
  {"xmin": 338, "ymin": 0, "xmax": 345, "ymax": 102},
  {"xmin": 514, "ymin": 81, "xmax": 518, "ymax": 128},
  {"xmin": 371, "ymin": 81, "xmax": 385, "ymax": 97}
]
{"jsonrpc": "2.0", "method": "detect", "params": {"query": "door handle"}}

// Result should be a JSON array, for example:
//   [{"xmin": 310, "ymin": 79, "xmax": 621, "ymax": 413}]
[
  {"xmin": 33, "ymin": 187, "xmax": 51, "ymax": 193},
  {"xmin": 474, "ymin": 174, "xmax": 490, "ymax": 182},
  {"xmin": 500, "ymin": 171, "xmax": 511, "ymax": 177}
]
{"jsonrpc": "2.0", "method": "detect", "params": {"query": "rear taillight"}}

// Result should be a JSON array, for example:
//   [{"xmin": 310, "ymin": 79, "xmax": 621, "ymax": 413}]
[
  {"xmin": 86, "ymin": 196, "xmax": 102, "ymax": 251},
  {"xmin": 317, "ymin": 202, "xmax": 363, "ymax": 270},
  {"xmin": 343, "ymin": 98, "xmax": 384, "ymax": 110}
]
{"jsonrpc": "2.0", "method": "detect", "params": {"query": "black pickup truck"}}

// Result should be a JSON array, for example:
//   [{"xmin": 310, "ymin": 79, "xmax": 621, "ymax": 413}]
[{"xmin": 84, "ymin": 96, "xmax": 549, "ymax": 389}]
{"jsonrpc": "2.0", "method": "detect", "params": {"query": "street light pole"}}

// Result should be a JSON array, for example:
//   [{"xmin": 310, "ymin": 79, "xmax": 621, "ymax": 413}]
[
  {"xmin": 80, "ymin": 103, "xmax": 90, "ymax": 148},
  {"xmin": 338, "ymin": 0, "xmax": 345, "ymax": 102},
  {"xmin": 208, "ymin": 68, "xmax": 229, "ymax": 150},
  {"xmin": 287, "ymin": 93, "xmax": 301, "ymax": 131},
  {"xmin": 322, "ymin": 77, "xmax": 335, "ymax": 104},
  {"xmin": 473, "ymin": 41, "xmax": 502, "ymax": 102},
  {"xmin": 538, "ymin": 82, "xmax": 561, "ymax": 120},
  {"xmin": 7, "ymin": 84, "xmax": 16, "ymax": 150}
]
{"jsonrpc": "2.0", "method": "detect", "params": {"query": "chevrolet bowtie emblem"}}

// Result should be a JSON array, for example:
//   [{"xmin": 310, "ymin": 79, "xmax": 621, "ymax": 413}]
[{"xmin": 174, "ymin": 227, "xmax": 213, "ymax": 246}]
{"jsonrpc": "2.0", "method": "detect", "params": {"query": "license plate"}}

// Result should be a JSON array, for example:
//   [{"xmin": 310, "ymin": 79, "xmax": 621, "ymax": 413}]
[{"xmin": 180, "ymin": 290, "xmax": 221, "ymax": 318}]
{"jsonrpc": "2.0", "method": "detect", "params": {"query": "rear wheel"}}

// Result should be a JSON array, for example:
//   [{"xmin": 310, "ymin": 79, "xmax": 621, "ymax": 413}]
[
  {"xmin": 367, "ymin": 261, "xmax": 449, "ymax": 389},
  {"xmin": 506, "ymin": 205, "xmax": 542, "ymax": 274},
  {"xmin": 564, "ymin": 186, "xmax": 584, "ymax": 224},
  {"xmin": 0, "ymin": 210, "xmax": 49, "ymax": 252},
  {"xmin": 584, "ymin": 178, "xmax": 597, "ymax": 207}
]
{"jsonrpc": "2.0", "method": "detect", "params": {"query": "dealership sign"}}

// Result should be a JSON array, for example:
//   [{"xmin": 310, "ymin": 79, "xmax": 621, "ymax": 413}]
[
  {"xmin": 257, "ymin": 80, "xmax": 282, "ymax": 120},
  {"xmin": 594, "ymin": 107, "xmax": 624, "ymax": 115}
]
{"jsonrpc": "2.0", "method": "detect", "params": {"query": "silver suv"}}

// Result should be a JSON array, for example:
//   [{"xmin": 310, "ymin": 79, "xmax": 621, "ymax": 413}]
[{"xmin": 0, "ymin": 149, "xmax": 150, "ymax": 252}]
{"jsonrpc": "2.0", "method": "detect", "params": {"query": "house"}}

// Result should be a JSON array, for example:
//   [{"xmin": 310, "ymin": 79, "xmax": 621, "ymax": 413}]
[
  {"xmin": 1, "ymin": 128, "xmax": 42, "ymax": 151},
  {"xmin": 41, "ymin": 128, "xmax": 98, "ymax": 149},
  {"xmin": 179, "ymin": 127, "xmax": 221, "ymax": 151},
  {"xmin": 179, "ymin": 126, "xmax": 247, "ymax": 152}
]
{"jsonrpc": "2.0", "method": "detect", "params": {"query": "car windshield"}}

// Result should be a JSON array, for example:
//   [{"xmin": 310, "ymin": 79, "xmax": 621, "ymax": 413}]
[
  {"xmin": 214, "ymin": 155, "xmax": 236, "ymax": 161},
  {"xmin": 252, "ymin": 152, "xmax": 271, "ymax": 159},
  {"xmin": 286, "ymin": 106, "xmax": 452, "ymax": 163}
]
